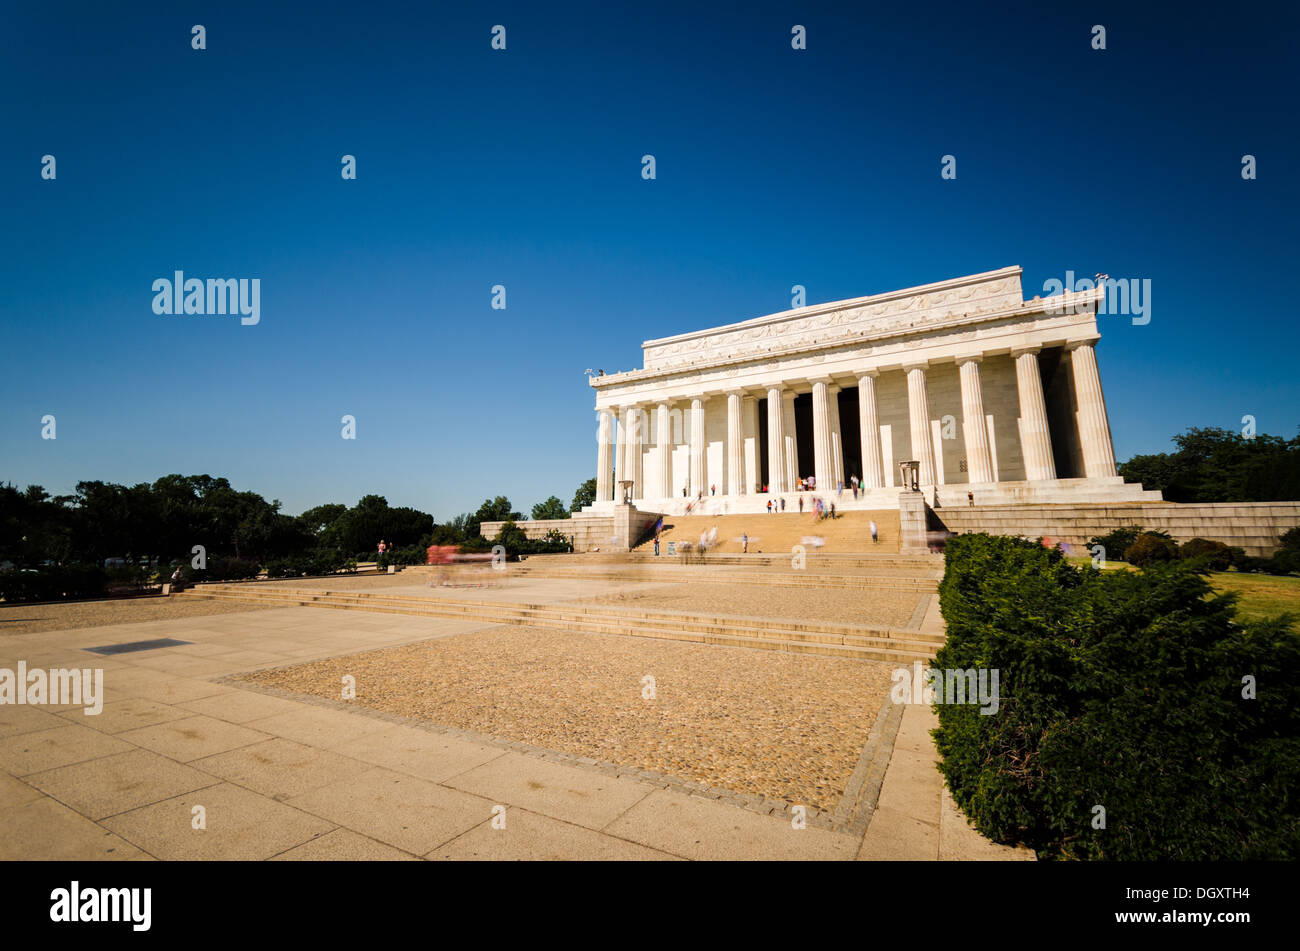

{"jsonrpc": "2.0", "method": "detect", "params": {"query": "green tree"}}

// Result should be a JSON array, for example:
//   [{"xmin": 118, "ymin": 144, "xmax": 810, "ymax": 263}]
[
  {"xmin": 570, "ymin": 477, "xmax": 597, "ymax": 512},
  {"xmin": 1120, "ymin": 426, "xmax": 1300, "ymax": 502},
  {"xmin": 531, "ymin": 495, "xmax": 568, "ymax": 521},
  {"xmin": 468, "ymin": 496, "xmax": 521, "ymax": 538}
]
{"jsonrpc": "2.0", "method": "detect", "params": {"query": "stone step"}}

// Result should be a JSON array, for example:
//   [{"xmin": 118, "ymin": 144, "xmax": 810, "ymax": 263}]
[
  {"xmin": 509, "ymin": 568, "xmax": 938, "ymax": 591},
  {"xmin": 184, "ymin": 586, "xmax": 943, "ymax": 661},
  {"xmin": 190, "ymin": 585, "xmax": 944, "ymax": 642}
]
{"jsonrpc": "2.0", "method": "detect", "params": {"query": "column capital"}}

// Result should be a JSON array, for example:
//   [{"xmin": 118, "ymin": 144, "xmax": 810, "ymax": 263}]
[
  {"xmin": 955, "ymin": 354, "xmax": 983, "ymax": 367},
  {"xmin": 902, "ymin": 361, "xmax": 930, "ymax": 374},
  {"xmin": 856, "ymin": 368, "xmax": 881, "ymax": 381},
  {"xmin": 1063, "ymin": 338, "xmax": 1101, "ymax": 352},
  {"xmin": 1010, "ymin": 346, "xmax": 1043, "ymax": 359}
]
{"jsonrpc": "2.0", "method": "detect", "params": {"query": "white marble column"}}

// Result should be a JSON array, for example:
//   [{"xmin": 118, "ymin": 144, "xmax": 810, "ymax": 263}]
[
  {"xmin": 612, "ymin": 406, "xmax": 626, "ymax": 497},
  {"xmin": 1014, "ymin": 348, "xmax": 1057, "ymax": 482},
  {"xmin": 626, "ymin": 405, "xmax": 644, "ymax": 499},
  {"xmin": 726, "ymin": 392, "xmax": 744, "ymax": 495},
  {"xmin": 828, "ymin": 385, "xmax": 844, "ymax": 488},
  {"xmin": 689, "ymin": 397, "xmax": 706, "ymax": 496},
  {"xmin": 905, "ymin": 365, "xmax": 936, "ymax": 487},
  {"xmin": 766, "ymin": 386, "xmax": 787, "ymax": 492},
  {"xmin": 858, "ymin": 372, "xmax": 883, "ymax": 488},
  {"xmin": 958, "ymin": 357, "xmax": 995, "ymax": 484},
  {"xmin": 781, "ymin": 392, "xmax": 799, "ymax": 490},
  {"xmin": 596, "ymin": 408, "xmax": 614, "ymax": 502},
  {"xmin": 656, "ymin": 402, "xmax": 672, "ymax": 499},
  {"xmin": 1068, "ymin": 341, "xmax": 1118, "ymax": 478},
  {"xmin": 811, "ymin": 380, "xmax": 832, "ymax": 491}
]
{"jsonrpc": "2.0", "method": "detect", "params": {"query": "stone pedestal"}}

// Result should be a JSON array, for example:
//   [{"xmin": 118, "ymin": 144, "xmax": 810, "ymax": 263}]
[
  {"xmin": 611, "ymin": 501, "xmax": 662, "ymax": 552},
  {"xmin": 899, "ymin": 491, "xmax": 931, "ymax": 554}
]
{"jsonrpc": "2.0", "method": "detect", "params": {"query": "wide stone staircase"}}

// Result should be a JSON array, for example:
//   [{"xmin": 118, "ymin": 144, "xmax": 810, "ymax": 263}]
[
  {"xmin": 499, "ymin": 556, "xmax": 939, "ymax": 591},
  {"xmin": 181, "ymin": 565, "xmax": 944, "ymax": 665},
  {"xmin": 631, "ymin": 510, "xmax": 901, "ymax": 555}
]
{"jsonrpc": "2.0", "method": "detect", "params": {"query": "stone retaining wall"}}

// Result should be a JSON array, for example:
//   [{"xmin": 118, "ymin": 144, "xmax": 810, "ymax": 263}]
[{"xmin": 934, "ymin": 501, "xmax": 1300, "ymax": 556}]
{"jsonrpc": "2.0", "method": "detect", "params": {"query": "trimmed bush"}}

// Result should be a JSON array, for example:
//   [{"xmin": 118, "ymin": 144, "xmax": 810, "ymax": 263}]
[
  {"xmin": 1086, "ymin": 525, "xmax": 1143, "ymax": 562},
  {"xmin": 490, "ymin": 522, "xmax": 573, "ymax": 560},
  {"xmin": 1124, "ymin": 531, "xmax": 1178, "ymax": 567},
  {"xmin": 1178, "ymin": 537, "xmax": 1234, "ymax": 571},
  {"xmin": 0, "ymin": 565, "xmax": 109, "ymax": 602},
  {"xmin": 192, "ymin": 557, "xmax": 261, "ymax": 582},
  {"xmin": 934, "ymin": 533, "xmax": 1300, "ymax": 860}
]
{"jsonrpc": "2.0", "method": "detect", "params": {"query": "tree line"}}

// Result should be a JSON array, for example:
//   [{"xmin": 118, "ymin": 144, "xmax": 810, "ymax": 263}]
[
  {"xmin": 1120, "ymin": 426, "xmax": 1300, "ymax": 502},
  {"xmin": 0, "ymin": 474, "xmax": 599, "ymax": 574}
]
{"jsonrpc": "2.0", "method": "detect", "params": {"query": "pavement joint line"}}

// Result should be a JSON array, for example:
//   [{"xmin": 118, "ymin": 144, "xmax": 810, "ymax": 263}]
[
  {"xmin": 832, "ymin": 693, "xmax": 906, "ymax": 835},
  {"xmin": 218, "ymin": 673, "xmax": 850, "ymax": 832},
  {"xmin": 905, "ymin": 593, "xmax": 933, "ymax": 632}
]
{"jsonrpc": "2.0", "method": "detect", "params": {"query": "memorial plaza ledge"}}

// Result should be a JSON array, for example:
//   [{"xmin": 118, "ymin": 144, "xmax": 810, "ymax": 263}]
[{"xmin": 587, "ymin": 266, "xmax": 1154, "ymax": 515}]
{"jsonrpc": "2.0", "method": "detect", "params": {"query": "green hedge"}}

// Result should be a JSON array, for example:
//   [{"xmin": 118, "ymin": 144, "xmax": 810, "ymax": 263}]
[
  {"xmin": 934, "ymin": 533, "xmax": 1300, "ymax": 860},
  {"xmin": 264, "ymin": 550, "xmax": 357, "ymax": 578},
  {"xmin": 0, "ymin": 566, "xmax": 109, "ymax": 603}
]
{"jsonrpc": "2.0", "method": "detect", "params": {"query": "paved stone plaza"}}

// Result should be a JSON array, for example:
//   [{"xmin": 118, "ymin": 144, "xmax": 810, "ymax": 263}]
[{"xmin": 0, "ymin": 565, "xmax": 1032, "ymax": 860}]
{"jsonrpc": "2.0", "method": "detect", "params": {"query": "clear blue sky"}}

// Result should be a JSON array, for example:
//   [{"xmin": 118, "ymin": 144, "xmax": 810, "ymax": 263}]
[{"xmin": 2, "ymin": 1, "xmax": 1297, "ymax": 520}]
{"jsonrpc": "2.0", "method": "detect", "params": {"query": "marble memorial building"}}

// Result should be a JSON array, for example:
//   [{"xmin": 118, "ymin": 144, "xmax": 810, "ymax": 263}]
[{"xmin": 586, "ymin": 267, "xmax": 1159, "ymax": 515}]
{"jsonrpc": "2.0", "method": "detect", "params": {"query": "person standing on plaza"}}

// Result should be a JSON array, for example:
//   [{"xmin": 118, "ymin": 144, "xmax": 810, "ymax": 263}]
[{"xmin": 869, "ymin": 520, "xmax": 878, "ymax": 544}]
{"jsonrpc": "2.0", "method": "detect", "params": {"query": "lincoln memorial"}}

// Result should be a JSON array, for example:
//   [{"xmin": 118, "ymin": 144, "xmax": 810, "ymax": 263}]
[{"xmin": 584, "ymin": 266, "xmax": 1160, "ymax": 516}]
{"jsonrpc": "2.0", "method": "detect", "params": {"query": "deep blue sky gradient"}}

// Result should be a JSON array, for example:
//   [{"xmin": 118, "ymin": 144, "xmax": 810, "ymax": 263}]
[{"xmin": 2, "ymin": 1, "xmax": 1297, "ymax": 518}]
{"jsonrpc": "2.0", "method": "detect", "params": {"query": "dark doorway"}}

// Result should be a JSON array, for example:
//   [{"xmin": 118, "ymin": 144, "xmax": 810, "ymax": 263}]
[
  {"xmin": 839, "ymin": 387, "xmax": 862, "ymax": 485},
  {"xmin": 794, "ymin": 393, "xmax": 813, "ymax": 482},
  {"xmin": 757, "ymin": 397, "xmax": 769, "ymax": 492}
]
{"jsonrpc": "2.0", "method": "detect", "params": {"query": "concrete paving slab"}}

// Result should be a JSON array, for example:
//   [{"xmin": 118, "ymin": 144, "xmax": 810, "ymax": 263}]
[
  {"xmin": 0, "ymin": 704, "xmax": 68, "ymax": 738},
  {"xmin": 330, "ymin": 725, "xmax": 506, "ymax": 784},
  {"xmin": 54, "ymin": 697, "xmax": 190, "ymax": 734},
  {"xmin": 117, "ymin": 715, "xmax": 270, "ymax": 762},
  {"xmin": 243, "ymin": 706, "xmax": 393, "ymax": 750},
  {"xmin": 429, "ymin": 808, "xmax": 680, "ymax": 861},
  {"xmin": 286, "ymin": 766, "xmax": 495, "ymax": 854},
  {"xmin": 192, "ymin": 738, "xmax": 372, "ymax": 800},
  {"xmin": 0, "ymin": 770, "xmax": 44, "ymax": 809},
  {"xmin": 605, "ymin": 788, "xmax": 860, "ymax": 860},
  {"xmin": 25, "ymin": 748, "xmax": 220, "ymax": 819},
  {"xmin": 856, "ymin": 805, "xmax": 939, "ymax": 860},
  {"xmin": 101, "ymin": 782, "xmax": 334, "ymax": 860},
  {"xmin": 0, "ymin": 723, "xmax": 135, "ymax": 776},
  {"xmin": 271, "ymin": 828, "xmax": 418, "ymax": 861},
  {"xmin": 443, "ymin": 751, "xmax": 653, "ymax": 831},
  {"xmin": 178, "ymin": 689, "xmax": 306, "ymax": 723},
  {"xmin": 0, "ymin": 796, "xmax": 145, "ymax": 860}
]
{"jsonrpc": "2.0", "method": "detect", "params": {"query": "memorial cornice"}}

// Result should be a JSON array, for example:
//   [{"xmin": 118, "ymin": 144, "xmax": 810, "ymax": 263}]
[{"xmin": 590, "ymin": 284, "xmax": 1103, "ymax": 394}]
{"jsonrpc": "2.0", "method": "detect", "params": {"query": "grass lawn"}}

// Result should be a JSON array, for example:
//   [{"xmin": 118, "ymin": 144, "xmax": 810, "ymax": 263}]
[
  {"xmin": 1063, "ymin": 557, "xmax": 1298, "ymax": 627},
  {"xmin": 1208, "ymin": 571, "xmax": 1300, "ymax": 627}
]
